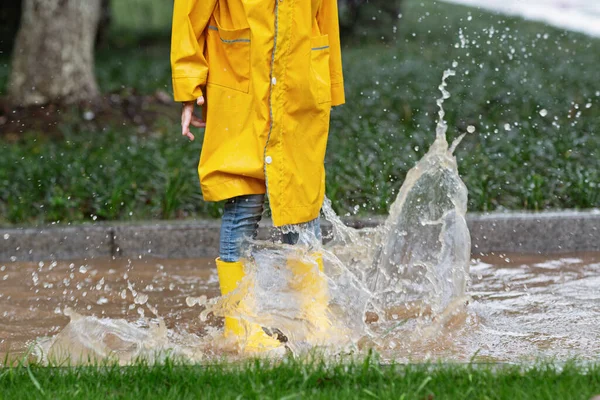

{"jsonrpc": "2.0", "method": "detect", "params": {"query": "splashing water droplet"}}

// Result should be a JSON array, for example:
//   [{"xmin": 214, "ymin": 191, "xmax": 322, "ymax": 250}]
[
  {"xmin": 3, "ymin": 234, "xmax": 9, "ymax": 240},
  {"xmin": 134, "ymin": 294, "xmax": 148, "ymax": 305},
  {"xmin": 467, "ymin": 125, "xmax": 476, "ymax": 133},
  {"xmin": 539, "ymin": 109, "xmax": 548, "ymax": 117},
  {"xmin": 186, "ymin": 295, "xmax": 208, "ymax": 307}
]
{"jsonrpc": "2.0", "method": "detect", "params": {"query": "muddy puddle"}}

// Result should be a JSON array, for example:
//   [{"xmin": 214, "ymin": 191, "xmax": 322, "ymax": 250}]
[{"xmin": 1, "ymin": 252, "xmax": 599, "ymax": 364}]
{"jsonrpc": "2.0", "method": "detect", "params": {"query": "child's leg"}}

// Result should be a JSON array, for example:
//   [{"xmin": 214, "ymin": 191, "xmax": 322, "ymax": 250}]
[
  {"xmin": 219, "ymin": 194, "xmax": 265, "ymax": 262},
  {"xmin": 216, "ymin": 194, "xmax": 283, "ymax": 352}
]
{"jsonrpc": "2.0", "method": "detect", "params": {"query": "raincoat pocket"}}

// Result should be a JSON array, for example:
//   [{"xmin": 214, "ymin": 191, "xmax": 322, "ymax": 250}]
[
  {"xmin": 310, "ymin": 35, "xmax": 331, "ymax": 104},
  {"xmin": 206, "ymin": 20, "xmax": 251, "ymax": 93}
]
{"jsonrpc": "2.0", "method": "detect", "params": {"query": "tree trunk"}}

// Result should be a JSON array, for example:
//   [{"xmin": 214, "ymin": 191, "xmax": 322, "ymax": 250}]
[{"xmin": 8, "ymin": 0, "xmax": 102, "ymax": 106}]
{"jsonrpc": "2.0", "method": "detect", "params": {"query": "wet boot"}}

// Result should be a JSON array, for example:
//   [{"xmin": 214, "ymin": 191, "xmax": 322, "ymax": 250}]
[
  {"xmin": 215, "ymin": 258, "xmax": 283, "ymax": 354},
  {"xmin": 288, "ymin": 253, "xmax": 332, "ymax": 344}
]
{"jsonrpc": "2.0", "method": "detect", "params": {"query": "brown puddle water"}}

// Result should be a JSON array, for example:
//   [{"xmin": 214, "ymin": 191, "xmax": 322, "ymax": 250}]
[{"xmin": 1, "ymin": 252, "xmax": 599, "ymax": 364}]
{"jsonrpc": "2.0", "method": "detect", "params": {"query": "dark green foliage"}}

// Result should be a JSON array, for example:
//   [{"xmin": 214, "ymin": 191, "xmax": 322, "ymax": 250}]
[
  {"xmin": 0, "ymin": 0, "xmax": 22, "ymax": 53},
  {"xmin": 0, "ymin": 130, "xmax": 219, "ymax": 225},
  {"xmin": 326, "ymin": 0, "xmax": 600, "ymax": 215},
  {"xmin": 339, "ymin": 0, "xmax": 405, "ymax": 43},
  {"xmin": 0, "ymin": 357, "xmax": 599, "ymax": 399}
]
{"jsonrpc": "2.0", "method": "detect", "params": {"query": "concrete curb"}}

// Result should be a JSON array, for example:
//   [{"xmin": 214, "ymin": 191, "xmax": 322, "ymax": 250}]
[{"xmin": 1, "ymin": 211, "xmax": 599, "ymax": 262}]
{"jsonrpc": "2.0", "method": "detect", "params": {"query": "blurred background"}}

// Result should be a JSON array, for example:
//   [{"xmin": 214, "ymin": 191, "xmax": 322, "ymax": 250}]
[{"xmin": 0, "ymin": 0, "xmax": 598, "ymax": 226}]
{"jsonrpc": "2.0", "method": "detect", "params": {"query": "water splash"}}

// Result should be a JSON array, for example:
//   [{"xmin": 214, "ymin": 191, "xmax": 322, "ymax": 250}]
[
  {"xmin": 369, "ymin": 68, "xmax": 470, "ymax": 317},
  {"xmin": 205, "ymin": 68, "xmax": 471, "ymax": 355},
  {"xmin": 38, "ymin": 308, "xmax": 170, "ymax": 365},
  {"xmin": 31, "ymin": 69, "xmax": 471, "ymax": 363}
]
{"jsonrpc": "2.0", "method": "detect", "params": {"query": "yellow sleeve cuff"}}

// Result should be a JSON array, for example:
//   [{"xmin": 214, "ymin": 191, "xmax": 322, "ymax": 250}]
[
  {"xmin": 331, "ymin": 82, "xmax": 345, "ymax": 107},
  {"xmin": 172, "ymin": 76, "xmax": 204, "ymax": 102}
]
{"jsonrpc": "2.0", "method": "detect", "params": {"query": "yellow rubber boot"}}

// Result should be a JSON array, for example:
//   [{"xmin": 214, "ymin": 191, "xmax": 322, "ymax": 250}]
[
  {"xmin": 288, "ymin": 253, "xmax": 332, "ymax": 343},
  {"xmin": 215, "ymin": 258, "xmax": 283, "ymax": 353}
]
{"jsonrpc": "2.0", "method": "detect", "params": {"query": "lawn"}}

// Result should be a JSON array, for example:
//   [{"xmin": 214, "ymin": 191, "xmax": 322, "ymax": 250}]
[
  {"xmin": 1, "ymin": 357, "xmax": 599, "ymax": 400},
  {"xmin": 0, "ymin": 0, "xmax": 599, "ymax": 224}
]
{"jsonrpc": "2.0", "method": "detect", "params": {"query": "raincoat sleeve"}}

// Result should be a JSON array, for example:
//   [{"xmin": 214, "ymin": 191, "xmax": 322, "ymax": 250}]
[
  {"xmin": 316, "ymin": 0, "xmax": 346, "ymax": 107},
  {"xmin": 170, "ymin": 0, "xmax": 217, "ymax": 102}
]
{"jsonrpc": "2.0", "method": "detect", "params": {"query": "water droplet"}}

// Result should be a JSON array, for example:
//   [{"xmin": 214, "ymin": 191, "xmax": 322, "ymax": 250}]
[
  {"xmin": 3, "ymin": 234, "xmax": 9, "ymax": 240},
  {"xmin": 134, "ymin": 294, "xmax": 148, "ymax": 305},
  {"xmin": 539, "ymin": 109, "xmax": 548, "ymax": 117},
  {"xmin": 503, "ymin": 123, "xmax": 512, "ymax": 131},
  {"xmin": 186, "ymin": 295, "xmax": 208, "ymax": 307},
  {"xmin": 32, "ymin": 272, "xmax": 39, "ymax": 286},
  {"xmin": 467, "ymin": 125, "xmax": 476, "ymax": 133}
]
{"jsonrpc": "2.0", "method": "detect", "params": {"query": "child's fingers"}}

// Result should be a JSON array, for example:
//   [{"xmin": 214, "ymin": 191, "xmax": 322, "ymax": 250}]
[
  {"xmin": 190, "ymin": 115, "xmax": 206, "ymax": 128},
  {"xmin": 181, "ymin": 105, "xmax": 196, "ymax": 141},
  {"xmin": 181, "ymin": 110, "xmax": 191, "ymax": 133},
  {"xmin": 184, "ymin": 130, "xmax": 195, "ymax": 141},
  {"xmin": 197, "ymin": 96, "xmax": 205, "ymax": 106}
]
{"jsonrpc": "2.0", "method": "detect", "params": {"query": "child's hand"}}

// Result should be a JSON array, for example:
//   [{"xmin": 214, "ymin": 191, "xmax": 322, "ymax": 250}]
[{"xmin": 181, "ymin": 96, "xmax": 205, "ymax": 141}]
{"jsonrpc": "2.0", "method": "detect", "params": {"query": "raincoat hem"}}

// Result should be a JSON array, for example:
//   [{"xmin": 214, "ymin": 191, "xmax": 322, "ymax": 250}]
[
  {"xmin": 200, "ymin": 177, "xmax": 266, "ymax": 202},
  {"xmin": 274, "ymin": 204, "xmax": 322, "ymax": 228}
]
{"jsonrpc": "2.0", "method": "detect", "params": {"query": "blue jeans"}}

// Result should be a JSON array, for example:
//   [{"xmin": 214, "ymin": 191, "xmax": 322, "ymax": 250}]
[{"xmin": 219, "ymin": 194, "xmax": 321, "ymax": 262}]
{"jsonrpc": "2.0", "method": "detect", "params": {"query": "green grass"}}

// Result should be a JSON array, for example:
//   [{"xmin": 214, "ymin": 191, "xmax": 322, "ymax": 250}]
[
  {"xmin": 1, "ymin": 357, "xmax": 599, "ymax": 399},
  {"xmin": 1, "ymin": 0, "xmax": 599, "ymax": 224}
]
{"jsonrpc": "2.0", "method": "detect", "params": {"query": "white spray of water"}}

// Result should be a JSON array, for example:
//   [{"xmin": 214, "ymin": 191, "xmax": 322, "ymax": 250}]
[
  {"xmin": 34, "ymin": 69, "xmax": 471, "ymax": 363},
  {"xmin": 204, "ymin": 68, "xmax": 471, "ymax": 354}
]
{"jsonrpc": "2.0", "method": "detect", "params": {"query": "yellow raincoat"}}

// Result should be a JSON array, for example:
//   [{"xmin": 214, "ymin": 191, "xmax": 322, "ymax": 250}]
[{"xmin": 171, "ymin": 0, "xmax": 345, "ymax": 227}]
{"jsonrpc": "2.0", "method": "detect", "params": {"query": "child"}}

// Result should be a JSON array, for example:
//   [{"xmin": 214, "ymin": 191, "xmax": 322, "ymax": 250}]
[{"xmin": 171, "ymin": 0, "xmax": 345, "ymax": 352}]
